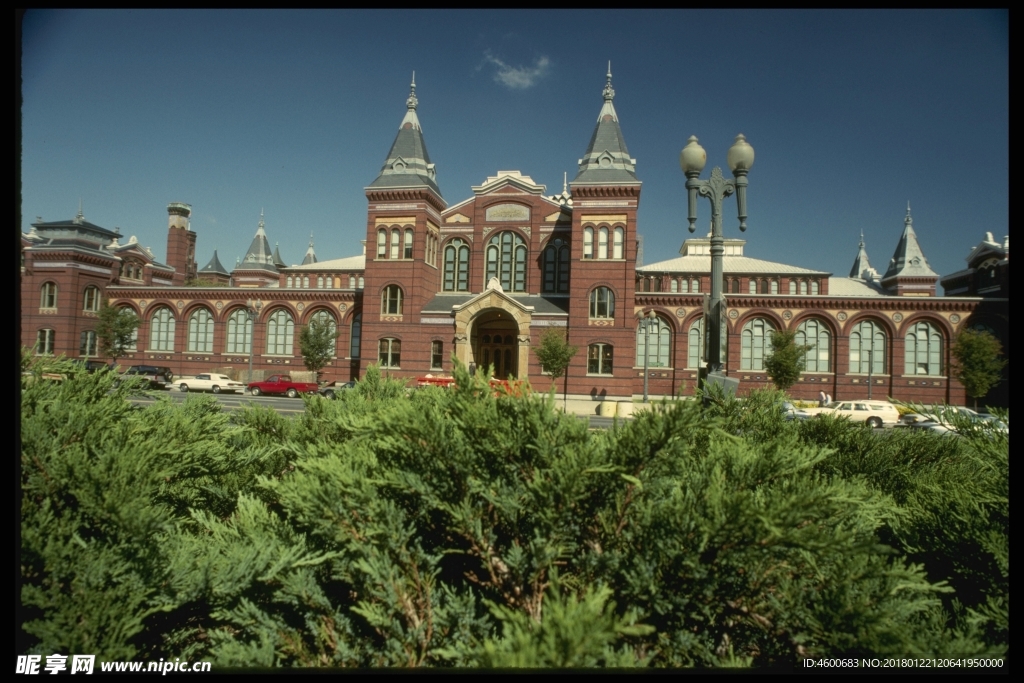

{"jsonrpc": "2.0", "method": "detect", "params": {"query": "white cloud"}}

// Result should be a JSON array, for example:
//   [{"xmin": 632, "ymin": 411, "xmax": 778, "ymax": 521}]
[{"xmin": 484, "ymin": 52, "xmax": 550, "ymax": 90}]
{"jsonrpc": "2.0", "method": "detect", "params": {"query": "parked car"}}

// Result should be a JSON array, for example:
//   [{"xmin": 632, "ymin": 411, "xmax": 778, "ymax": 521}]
[
  {"xmin": 801, "ymin": 400, "xmax": 901, "ymax": 428},
  {"xmin": 901, "ymin": 406, "xmax": 1008, "ymax": 434},
  {"xmin": 178, "ymin": 373, "xmax": 246, "ymax": 394},
  {"xmin": 120, "ymin": 365, "xmax": 173, "ymax": 390},
  {"xmin": 247, "ymin": 374, "xmax": 319, "ymax": 398},
  {"xmin": 71, "ymin": 359, "xmax": 111, "ymax": 373},
  {"xmin": 319, "ymin": 380, "xmax": 356, "ymax": 399}
]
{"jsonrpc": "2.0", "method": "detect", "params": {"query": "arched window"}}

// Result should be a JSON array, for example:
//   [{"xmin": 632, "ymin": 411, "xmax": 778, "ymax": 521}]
[
  {"xmin": 404, "ymin": 228, "xmax": 414, "ymax": 259},
  {"xmin": 390, "ymin": 229, "xmax": 400, "ymax": 259},
  {"xmin": 443, "ymin": 239, "xmax": 471, "ymax": 292},
  {"xmin": 687, "ymin": 318, "xmax": 704, "ymax": 369},
  {"xmin": 613, "ymin": 227, "xmax": 624, "ymax": 259},
  {"xmin": 302, "ymin": 276, "xmax": 310, "ymax": 289},
  {"xmin": 741, "ymin": 318, "xmax": 774, "ymax": 371},
  {"xmin": 485, "ymin": 231, "xmax": 527, "ymax": 292},
  {"xmin": 789, "ymin": 280, "xmax": 797, "ymax": 295},
  {"xmin": 379, "ymin": 338, "xmax": 401, "ymax": 368},
  {"xmin": 357, "ymin": 276, "xmax": 364, "ymax": 289},
  {"xmin": 588, "ymin": 343, "xmax": 613, "ymax": 375},
  {"xmin": 350, "ymin": 313, "xmax": 362, "ymax": 359},
  {"xmin": 796, "ymin": 318, "xmax": 831, "ymax": 373},
  {"xmin": 731, "ymin": 279, "xmax": 740, "ymax": 294},
  {"xmin": 287, "ymin": 276, "xmax": 294, "ymax": 288},
  {"xmin": 317, "ymin": 276, "xmax": 324, "ymax": 289},
  {"xmin": 149, "ymin": 307, "xmax": 175, "ymax": 352},
  {"xmin": 310, "ymin": 309, "xmax": 337, "ymax": 356},
  {"xmin": 849, "ymin": 320, "xmax": 886, "ymax": 374},
  {"xmin": 266, "ymin": 309, "xmax": 295, "ymax": 355},
  {"xmin": 811, "ymin": 280, "xmax": 819, "ymax": 295},
  {"xmin": 691, "ymin": 279, "xmax": 700, "ymax": 293},
  {"xmin": 325, "ymin": 277, "xmax": 333, "ymax": 289},
  {"xmin": 40, "ymin": 282, "xmax": 57, "ymax": 309},
  {"xmin": 377, "ymin": 229, "xmax": 387, "ymax": 258},
  {"xmin": 381, "ymin": 285, "xmax": 403, "ymax": 315},
  {"xmin": 589, "ymin": 287, "xmax": 615, "ymax": 319},
  {"xmin": 800, "ymin": 280, "xmax": 808, "ymax": 295},
  {"xmin": 749, "ymin": 279, "xmax": 757, "ymax": 294},
  {"xmin": 636, "ymin": 316, "xmax": 671, "ymax": 368},
  {"xmin": 349, "ymin": 275, "xmax": 356, "ymax": 289},
  {"xmin": 83, "ymin": 285, "xmax": 100, "ymax": 312},
  {"xmin": 542, "ymin": 238, "xmax": 569, "ymax": 294},
  {"xmin": 79, "ymin": 330, "xmax": 97, "ymax": 357},
  {"xmin": 905, "ymin": 321, "xmax": 943, "ymax": 376},
  {"xmin": 583, "ymin": 227, "xmax": 594, "ymax": 259},
  {"xmin": 187, "ymin": 308, "xmax": 214, "ymax": 353},
  {"xmin": 36, "ymin": 329, "xmax": 55, "ymax": 355},
  {"xmin": 680, "ymin": 279, "xmax": 689, "ymax": 294},
  {"xmin": 760, "ymin": 279, "xmax": 770, "ymax": 295},
  {"xmin": 598, "ymin": 227, "xmax": 609, "ymax": 259},
  {"xmin": 431, "ymin": 340, "xmax": 444, "ymax": 370},
  {"xmin": 226, "ymin": 308, "xmax": 251, "ymax": 354},
  {"xmin": 771, "ymin": 279, "xmax": 779, "ymax": 295},
  {"xmin": 670, "ymin": 279, "xmax": 678, "ymax": 293}
]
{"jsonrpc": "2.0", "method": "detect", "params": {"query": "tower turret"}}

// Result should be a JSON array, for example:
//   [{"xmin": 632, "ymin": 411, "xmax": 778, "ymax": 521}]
[{"xmin": 165, "ymin": 202, "xmax": 196, "ymax": 285}]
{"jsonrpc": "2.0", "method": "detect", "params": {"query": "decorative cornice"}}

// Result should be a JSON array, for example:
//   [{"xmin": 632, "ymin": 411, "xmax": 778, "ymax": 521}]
[
  {"xmin": 366, "ymin": 188, "xmax": 446, "ymax": 212},
  {"xmin": 570, "ymin": 185, "xmax": 641, "ymax": 198},
  {"xmin": 634, "ymin": 293, "xmax": 980, "ymax": 312}
]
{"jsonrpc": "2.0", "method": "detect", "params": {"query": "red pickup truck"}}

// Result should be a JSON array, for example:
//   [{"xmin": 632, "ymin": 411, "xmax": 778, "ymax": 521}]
[{"xmin": 247, "ymin": 374, "xmax": 319, "ymax": 398}]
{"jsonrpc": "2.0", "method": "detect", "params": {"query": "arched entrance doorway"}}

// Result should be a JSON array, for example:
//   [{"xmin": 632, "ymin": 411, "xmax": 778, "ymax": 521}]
[{"xmin": 473, "ymin": 310, "xmax": 519, "ymax": 379}]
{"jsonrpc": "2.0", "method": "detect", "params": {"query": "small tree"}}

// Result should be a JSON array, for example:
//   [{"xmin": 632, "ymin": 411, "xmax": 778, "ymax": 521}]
[
  {"xmin": 299, "ymin": 315, "xmax": 339, "ymax": 382},
  {"xmin": 533, "ymin": 327, "xmax": 578, "ymax": 409},
  {"xmin": 763, "ymin": 328, "xmax": 811, "ymax": 392},
  {"xmin": 951, "ymin": 328, "xmax": 1007, "ymax": 410},
  {"xmin": 95, "ymin": 299, "xmax": 141, "ymax": 365}
]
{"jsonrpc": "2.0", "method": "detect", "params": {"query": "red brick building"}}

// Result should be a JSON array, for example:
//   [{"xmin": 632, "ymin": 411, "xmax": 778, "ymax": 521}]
[{"xmin": 21, "ymin": 74, "xmax": 1004, "ymax": 408}]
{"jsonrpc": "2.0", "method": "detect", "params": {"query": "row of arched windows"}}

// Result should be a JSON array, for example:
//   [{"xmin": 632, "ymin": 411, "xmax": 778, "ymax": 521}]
[
  {"xmin": 637, "ymin": 277, "xmax": 823, "ymax": 295},
  {"xmin": 583, "ymin": 226, "xmax": 624, "ymax": 259},
  {"xmin": 377, "ymin": 227, "xmax": 415, "ymax": 260},
  {"xmin": 440, "ymin": 232, "xmax": 570, "ymax": 294},
  {"xmin": 285, "ymin": 274, "xmax": 364, "ymax": 289},
  {"xmin": 630, "ymin": 316, "xmax": 946, "ymax": 375}
]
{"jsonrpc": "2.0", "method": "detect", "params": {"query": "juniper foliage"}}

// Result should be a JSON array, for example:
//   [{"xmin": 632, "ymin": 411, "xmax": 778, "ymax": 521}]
[{"xmin": 20, "ymin": 354, "xmax": 1008, "ymax": 666}]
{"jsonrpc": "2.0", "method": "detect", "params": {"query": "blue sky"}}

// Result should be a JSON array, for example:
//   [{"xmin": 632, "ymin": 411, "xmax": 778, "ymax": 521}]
[{"xmin": 20, "ymin": 9, "xmax": 1007, "ymax": 286}]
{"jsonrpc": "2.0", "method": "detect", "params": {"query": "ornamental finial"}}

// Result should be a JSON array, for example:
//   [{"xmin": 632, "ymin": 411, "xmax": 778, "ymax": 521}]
[
  {"xmin": 859, "ymin": 229, "xmax": 865, "ymax": 248},
  {"xmin": 905, "ymin": 201, "xmax": 912, "ymax": 226},
  {"xmin": 602, "ymin": 61, "xmax": 614, "ymax": 101},
  {"xmin": 407, "ymin": 71, "xmax": 418, "ymax": 110}
]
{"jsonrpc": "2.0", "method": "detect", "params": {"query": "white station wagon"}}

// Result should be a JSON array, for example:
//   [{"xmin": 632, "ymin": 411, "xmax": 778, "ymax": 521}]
[
  {"xmin": 819, "ymin": 400, "xmax": 901, "ymax": 428},
  {"xmin": 178, "ymin": 373, "xmax": 245, "ymax": 394}
]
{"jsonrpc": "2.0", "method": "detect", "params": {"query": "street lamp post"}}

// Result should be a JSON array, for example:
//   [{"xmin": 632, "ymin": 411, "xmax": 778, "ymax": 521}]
[
  {"xmin": 637, "ymin": 310, "xmax": 658, "ymax": 403},
  {"xmin": 246, "ymin": 299, "xmax": 263, "ymax": 387},
  {"xmin": 680, "ymin": 134, "xmax": 754, "ymax": 385}
]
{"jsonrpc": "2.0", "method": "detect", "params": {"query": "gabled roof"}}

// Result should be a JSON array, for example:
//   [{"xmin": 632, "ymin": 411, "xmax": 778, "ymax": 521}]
[
  {"xmin": 199, "ymin": 250, "xmax": 229, "ymax": 275},
  {"xmin": 367, "ymin": 75, "xmax": 442, "ymax": 197},
  {"xmin": 572, "ymin": 65, "xmax": 639, "ymax": 186},
  {"xmin": 965, "ymin": 231, "xmax": 1009, "ymax": 268},
  {"xmin": 882, "ymin": 205, "xmax": 938, "ymax": 280}
]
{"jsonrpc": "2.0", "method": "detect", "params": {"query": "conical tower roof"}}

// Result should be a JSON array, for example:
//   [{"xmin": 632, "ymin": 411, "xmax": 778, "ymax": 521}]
[
  {"xmin": 848, "ymin": 231, "xmax": 879, "ymax": 280},
  {"xmin": 301, "ymin": 234, "xmax": 318, "ymax": 265},
  {"xmin": 367, "ymin": 73, "xmax": 442, "ymax": 197},
  {"xmin": 272, "ymin": 243, "xmax": 286, "ymax": 268},
  {"xmin": 882, "ymin": 204, "xmax": 937, "ymax": 281},
  {"xmin": 239, "ymin": 210, "xmax": 279, "ymax": 273},
  {"xmin": 572, "ymin": 63, "xmax": 638, "ymax": 185},
  {"xmin": 199, "ymin": 250, "xmax": 229, "ymax": 276}
]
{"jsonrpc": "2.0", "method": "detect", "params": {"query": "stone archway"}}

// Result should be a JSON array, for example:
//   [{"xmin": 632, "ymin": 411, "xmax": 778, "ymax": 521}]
[{"xmin": 453, "ymin": 289, "xmax": 533, "ymax": 379}]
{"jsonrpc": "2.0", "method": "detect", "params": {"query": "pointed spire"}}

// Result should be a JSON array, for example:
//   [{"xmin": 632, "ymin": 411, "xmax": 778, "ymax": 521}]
[
  {"xmin": 849, "ymin": 231, "xmax": 879, "ymax": 280},
  {"xmin": 272, "ymin": 242, "xmax": 286, "ymax": 268},
  {"xmin": 74, "ymin": 199, "xmax": 84, "ymax": 224},
  {"xmin": 882, "ymin": 204, "xmax": 938, "ymax": 281},
  {"xmin": 240, "ymin": 211, "xmax": 278, "ymax": 272},
  {"xmin": 573, "ymin": 64, "xmax": 638, "ymax": 185},
  {"xmin": 368, "ymin": 77, "xmax": 441, "ymax": 196},
  {"xmin": 563, "ymin": 171, "xmax": 568, "ymax": 194},
  {"xmin": 301, "ymin": 233, "xmax": 318, "ymax": 265},
  {"xmin": 199, "ymin": 250, "xmax": 229, "ymax": 276}
]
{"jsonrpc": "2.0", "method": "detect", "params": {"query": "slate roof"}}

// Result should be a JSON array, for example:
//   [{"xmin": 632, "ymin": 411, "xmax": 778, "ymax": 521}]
[
  {"xmin": 572, "ymin": 66, "xmax": 639, "ymax": 185},
  {"xmin": 199, "ymin": 250, "xmax": 229, "ymax": 275},
  {"xmin": 420, "ymin": 293, "xmax": 570, "ymax": 315},
  {"xmin": 848, "ymin": 233, "xmax": 880, "ymax": 280},
  {"xmin": 882, "ymin": 206, "xmax": 938, "ymax": 280},
  {"xmin": 272, "ymin": 244, "xmax": 287, "ymax": 268},
  {"xmin": 367, "ymin": 76, "xmax": 442, "ymax": 196},
  {"xmin": 238, "ymin": 212, "xmax": 279, "ymax": 273}
]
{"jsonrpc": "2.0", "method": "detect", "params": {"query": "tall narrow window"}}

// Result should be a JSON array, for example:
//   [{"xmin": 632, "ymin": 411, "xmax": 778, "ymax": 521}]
[
  {"xmin": 598, "ymin": 227, "xmax": 609, "ymax": 259},
  {"xmin": 317, "ymin": 275, "xmax": 324, "ymax": 289},
  {"xmin": 636, "ymin": 316, "xmax": 671, "ymax": 368},
  {"xmin": 849, "ymin": 320, "xmax": 886, "ymax": 374},
  {"xmin": 613, "ymin": 227, "xmax": 624, "ymax": 259},
  {"xmin": 302, "ymin": 276, "xmax": 310, "ymax": 289},
  {"xmin": 670, "ymin": 279, "xmax": 678, "ymax": 293},
  {"xmin": 266, "ymin": 309, "xmax": 295, "ymax": 355},
  {"xmin": 149, "ymin": 307, "xmax": 175, "ymax": 352},
  {"xmin": 583, "ymin": 227, "xmax": 594, "ymax": 259},
  {"xmin": 390, "ymin": 229, "xmax": 400, "ymax": 259},
  {"xmin": 760, "ymin": 279, "xmax": 769, "ymax": 294},
  {"xmin": 589, "ymin": 287, "xmax": 615, "ymax": 319},
  {"xmin": 377, "ymin": 229, "xmax": 387, "ymax": 258},
  {"xmin": 484, "ymin": 231, "xmax": 527, "ymax": 292},
  {"xmin": 431, "ymin": 340, "xmax": 443, "ymax": 370},
  {"xmin": 800, "ymin": 280, "xmax": 808, "ymax": 295},
  {"xmin": 404, "ymin": 228, "xmax": 414, "ymax": 259},
  {"xmin": 187, "ymin": 308, "xmax": 214, "ymax": 353},
  {"xmin": 542, "ymin": 238, "xmax": 569, "ymax": 294},
  {"xmin": 379, "ymin": 338, "xmax": 401, "ymax": 368},
  {"xmin": 749, "ymin": 279, "xmax": 757, "ymax": 294},
  {"xmin": 40, "ymin": 282, "xmax": 57, "ymax": 309},
  {"xmin": 811, "ymin": 280, "xmax": 819, "ymax": 295},
  {"xmin": 796, "ymin": 318, "xmax": 831, "ymax": 373},
  {"xmin": 36, "ymin": 329, "xmax": 55, "ymax": 355},
  {"xmin": 381, "ymin": 285, "xmax": 403, "ymax": 315},
  {"xmin": 771, "ymin": 279, "xmax": 779, "ymax": 294},
  {"xmin": 731, "ymin": 279, "xmax": 740, "ymax": 294},
  {"xmin": 349, "ymin": 275, "xmax": 356, "ymax": 289},
  {"xmin": 587, "ymin": 343, "xmax": 613, "ymax": 375},
  {"xmin": 789, "ymin": 280, "xmax": 797, "ymax": 295},
  {"xmin": 443, "ymin": 239, "xmax": 470, "ymax": 292},
  {"xmin": 310, "ymin": 310, "xmax": 337, "ymax": 356},
  {"xmin": 350, "ymin": 313, "xmax": 362, "ymax": 359},
  {"xmin": 741, "ymin": 318, "xmax": 774, "ymax": 371},
  {"xmin": 83, "ymin": 285, "xmax": 100, "ymax": 312},
  {"xmin": 357, "ymin": 276, "xmax": 364, "ymax": 289},
  {"xmin": 79, "ymin": 330, "xmax": 97, "ymax": 357},
  {"xmin": 226, "ymin": 308, "xmax": 251, "ymax": 354},
  {"xmin": 687, "ymin": 318, "xmax": 704, "ymax": 369},
  {"xmin": 904, "ymin": 321, "xmax": 943, "ymax": 375},
  {"xmin": 680, "ymin": 279, "xmax": 689, "ymax": 294},
  {"xmin": 287, "ymin": 276, "xmax": 294, "ymax": 288},
  {"xmin": 692, "ymin": 279, "xmax": 700, "ymax": 293}
]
